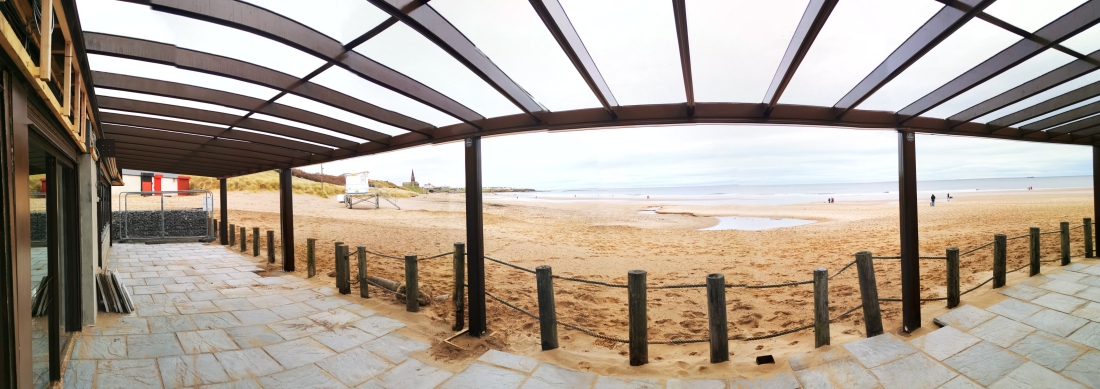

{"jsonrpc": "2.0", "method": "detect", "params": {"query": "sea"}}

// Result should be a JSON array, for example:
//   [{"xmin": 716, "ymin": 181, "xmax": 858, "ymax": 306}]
[{"xmin": 496, "ymin": 176, "xmax": 1093, "ymax": 206}]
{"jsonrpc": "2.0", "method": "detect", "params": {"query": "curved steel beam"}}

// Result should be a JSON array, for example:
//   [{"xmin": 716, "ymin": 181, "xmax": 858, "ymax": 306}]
[
  {"xmin": 132, "ymin": 0, "xmax": 486, "ymax": 125},
  {"xmin": 763, "ymin": 0, "xmax": 838, "ymax": 115},
  {"xmin": 987, "ymin": 79, "xmax": 1100, "ymax": 129},
  {"xmin": 115, "ymin": 156, "xmax": 247, "ymax": 176},
  {"xmin": 369, "ymin": 0, "xmax": 545, "ymax": 119},
  {"xmin": 1022, "ymin": 100, "xmax": 1100, "ymax": 133},
  {"xmin": 105, "ymin": 131, "xmax": 304, "ymax": 164},
  {"xmin": 835, "ymin": 0, "xmax": 994, "ymax": 118},
  {"xmin": 113, "ymin": 144, "xmax": 273, "ymax": 170},
  {"xmin": 96, "ymin": 96, "xmax": 360, "ymax": 150},
  {"xmin": 898, "ymin": 0, "xmax": 1100, "ymax": 121},
  {"xmin": 949, "ymin": 49, "xmax": 1100, "ymax": 125},
  {"xmin": 93, "ymin": 71, "xmax": 392, "ymax": 144},
  {"xmin": 102, "ymin": 123, "xmax": 315, "ymax": 160},
  {"xmin": 114, "ymin": 149, "xmax": 259, "ymax": 171},
  {"xmin": 530, "ymin": 0, "xmax": 618, "ymax": 119},
  {"xmin": 100, "ymin": 111, "xmax": 334, "ymax": 155},
  {"xmin": 83, "ymin": 33, "xmax": 434, "ymax": 134},
  {"xmin": 671, "ymin": 0, "xmax": 693, "ymax": 116}
]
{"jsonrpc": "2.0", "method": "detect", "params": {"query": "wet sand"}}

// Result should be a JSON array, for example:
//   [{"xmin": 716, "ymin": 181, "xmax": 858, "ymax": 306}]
[{"xmin": 215, "ymin": 187, "xmax": 1093, "ymax": 379}]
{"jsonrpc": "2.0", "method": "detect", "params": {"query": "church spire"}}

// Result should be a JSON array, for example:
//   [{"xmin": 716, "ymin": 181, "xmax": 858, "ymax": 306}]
[{"xmin": 410, "ymin": 169, "xmax": 416, "ymax": 183}]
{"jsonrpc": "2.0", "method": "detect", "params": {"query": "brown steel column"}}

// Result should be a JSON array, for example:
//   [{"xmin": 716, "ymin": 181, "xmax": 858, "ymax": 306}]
[
  {"xmin": 465, "ymin": 137, "xmax": 486, "ymax": 337},
  {"xmin": 898, "ymin": 131, "xmax": 921, "ymax": 332},
  {"xmin": 1094, "ymin": 146, "xmax": 1099, "ymax": 257},
  {"xmin": 219, "ymin": 178, "xmax": 228, "ymax": 245},
  {"xmin": 279, "ymin": 169, "xmax": 294, "ymax": 272}
]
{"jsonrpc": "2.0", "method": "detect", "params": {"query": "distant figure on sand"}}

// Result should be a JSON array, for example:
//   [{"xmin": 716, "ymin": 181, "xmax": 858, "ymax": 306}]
[{"xmin": 931, "ymin": 194, "xmax": 936, "ymax": 206}]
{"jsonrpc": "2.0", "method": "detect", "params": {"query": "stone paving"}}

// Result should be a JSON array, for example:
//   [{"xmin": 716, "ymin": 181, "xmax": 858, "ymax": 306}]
[{"xmin": 64, "ymin": 243, "xmax": 1100, "ymax": 388}]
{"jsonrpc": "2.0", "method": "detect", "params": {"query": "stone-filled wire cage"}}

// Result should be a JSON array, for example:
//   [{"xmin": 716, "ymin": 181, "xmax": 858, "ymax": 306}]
[{"xmin": 113, "ymin": 190, "xmax": 213, "ymax": 240}]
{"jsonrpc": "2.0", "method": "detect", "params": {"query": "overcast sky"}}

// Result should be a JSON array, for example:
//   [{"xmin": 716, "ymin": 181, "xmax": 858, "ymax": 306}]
[{"xmin": 76, "ymin": 0, "xmax": 1100, "ymax": 188}]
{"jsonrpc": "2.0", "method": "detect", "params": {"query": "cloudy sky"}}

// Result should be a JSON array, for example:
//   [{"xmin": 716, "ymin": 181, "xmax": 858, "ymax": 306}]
[{"xmin": 77, "ymin": 0, "xmax": 1100, "ymax": 189}]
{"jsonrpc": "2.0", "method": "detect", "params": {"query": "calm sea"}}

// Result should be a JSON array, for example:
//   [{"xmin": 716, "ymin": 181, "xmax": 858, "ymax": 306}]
[{"xmin": 497, "ymin": 176, "xmax": 1093, "ymax": 206}]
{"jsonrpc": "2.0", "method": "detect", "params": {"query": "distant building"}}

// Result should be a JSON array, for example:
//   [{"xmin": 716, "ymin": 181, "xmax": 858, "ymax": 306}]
[{"xmin": 402, "ymin": 169, "xmax": 419, "ymax": 188}]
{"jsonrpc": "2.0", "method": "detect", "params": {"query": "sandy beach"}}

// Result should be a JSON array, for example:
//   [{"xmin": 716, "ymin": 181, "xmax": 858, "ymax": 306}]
[{"xmin": 212, "ymin": 187, "xmax": 1092, "ymax": 379}]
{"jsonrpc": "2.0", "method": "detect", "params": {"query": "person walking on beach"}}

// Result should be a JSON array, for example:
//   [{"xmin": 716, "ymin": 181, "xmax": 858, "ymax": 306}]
[{"xmin": 931, "ymin": 194, "xmax": 936, "ymax": 206}]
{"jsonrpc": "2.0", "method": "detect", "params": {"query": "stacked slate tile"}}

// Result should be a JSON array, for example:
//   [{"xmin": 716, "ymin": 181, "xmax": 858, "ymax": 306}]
[{"xmin": 96, "ymin": 270, "xmax": 134, "ymax": 314}]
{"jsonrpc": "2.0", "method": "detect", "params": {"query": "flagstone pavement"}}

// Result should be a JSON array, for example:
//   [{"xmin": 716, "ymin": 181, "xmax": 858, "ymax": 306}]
[{"xmin": 62, "ymin": 243, "xmax": 1100, "ymax": 388}]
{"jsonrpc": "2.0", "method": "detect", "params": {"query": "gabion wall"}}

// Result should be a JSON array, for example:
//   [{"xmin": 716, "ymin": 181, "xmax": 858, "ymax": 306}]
[
  {"xmin": 111, "ymin": 210, "xmax": 210, "ymax": 239},
  {"xmin": 30, "ymin": 212, "xmax": 45, "ymax": 242}
]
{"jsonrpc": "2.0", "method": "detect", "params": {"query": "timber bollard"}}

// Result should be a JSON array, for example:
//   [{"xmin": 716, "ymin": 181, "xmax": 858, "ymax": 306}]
[
  {"xmin": 855, "ymin": 252, "xmax": 883, "ymax": 337},
  {"xmin": 333, "ymin": 242, "xmax": 343, "ymax": 290},
  {"xmin": 628, "ymin": 270, "xmax": 648, "ymax": 366},
  {"xmin": 706, "ymin": 273, "xmax": 728, "ymax": 362},
  {"xmin": 306, "ymin": 238, "xmax": 316, "ymax": 278},
  {"xmin": 229, "ymin": 224, "xmax": 235, "ymax": 246},
  {"xmin": 453, "ymin": 242, "xmax": 466, "ymax": 331},
  {"xmin": 813, "ymin": 268, "xmax": 829, "ymax": 348},
  {"xmin": 993, "ymin": 234, "xmax": 1007, "ymax": 288},
  {"xmin": 240, "ymin": 227, "xmax": 246, "ymax": 252},
  {"xmin": 405, "ymin": 254, "xmax": 419, "ymax": 313},
  {"xmin": 1030, "ymin": 227, "xmax": 1040, "ymax": 276},
  {"xmin": 1086, "ymin": 218, "xmax": 1094, "ymax": 258},
  {"xmin": 267, "ymin": 230, "xmax": 275, "ymax": 263},
  {"xmin": 1062, "ymin": 221, "xmax": 1071, "ymax": 265},
  {"xmin": 946, "ymin": 247, "xmax": 960, "ymax": 308},
  {"xmin": 336, "ymin": 245, "xmax": 350, "ymax": 294},
  {"xmin": 536, "ymin": 265, "xmax": 558, "ymax": 351},
  {"xmin": 252, "ymin": 228, "xmax": 260, "ymax": 257},
  {"xmin": 213, "ymin": 219, "xmax": 218, "ymax": 238},
  {"xmin": 358, "ymin": 246, "xmax": 368, "ymax": 298}
]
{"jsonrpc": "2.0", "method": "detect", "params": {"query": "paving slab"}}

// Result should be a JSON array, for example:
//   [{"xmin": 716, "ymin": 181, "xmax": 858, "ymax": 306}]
[
  {"xmin": 933, "ymin": 305, "xmax": 996, "ymax": 331},
  {"xmin": 361, "ymin": 333, "xmax": 430, "ymax": 364},
  {"xmin": 665, "ymin": 379, "xmax": 727, "ymax": 389},
  {"xmin": 212, "ymin": 298, "xmax": 259, "ymax": 311},
  {"xmin": 224, "ymin": 325, "xmax": 287, "ymax": 349},
  {"xmin": 353, "ymin": 315, "xmax": 407, "ymax": 337},
  {"xmin": 268, "ymin": 302, "xmax": 321, "ymax": 319},
  {"xmin": 1078, "ymin": 265, "xmax": 1100, "ymax": 276},
  {"xmin": 177, "ymin": 329, "xmax": 240, "ymax": 354},
  {"xmin": 1038, "ymin": 279, "xmax": 1089, "ymax": 295},
  {"xmin": 842, "ymin": 334, "xmax": 917, "ymax": 368},
  {"xmin": 305, "ymin": 296, "xmax": 352, "ymax": 310},
  {"xmin": 1032, "ymin": 293, "xmax": 1089, "ymax": 313},
  {"xmin": 791, "ymin": 357, "xmax": 878, "ymax": 389},
  {"xmin": 968, "ymin": 316, "xmax": 1036, "ymax": 347},
  {"xmin": 440, "ymin": 362, "xmax": 529, "ymax": 389},
  {"xmin": 520, "ymin": 363, "xmax": 598, "ymax": 389},
  {"xmin": 1068, "ymin": 321, "xmax": 1100, "ymax": 349},
  {"xmin": 1022, "ymin": 309, "xmax": 1090, "ymax": 337},
  {"xmin": 62, "ymin": 360, "xmax": 95, "ymax": 389},
  {"xmin": 1072, "ymin": 301, "xmax": 1100, "ymax": 321},
  {"xmin": 592, "ymin": 375, "xmax": 663, "ymax": 389},
  {"xmin": 788, "ymin": 347, "xmax": 849, "ymax": 371},
  {"xmin": 986, "ymin": 298, "xmax": 1043, "ymax": 321},
  {"xmin": 190, "ymin": 312, "xmax": 245, "ymax": 330},
  {"xmin": 360, "ymin": 359, "xmax": 452, "ymax": 389},
  {"xmin": 263, "ymin": 337, "xmax": 336, "ymax": 370},
  {"xmin": 308, "ymin": 308, "xmax": 362, "ymax": 329},
  {"xmin": 246, "ymin": 294, "xmax": 294, "ymax": 309},
  {"xmin": 157, "ymin": 353, "xmax": 231, "ymax": 389},
  {"xmin": 127, "ymin": 333, "xmax": 184, "ymax": 359},
  {"xmin": 95, "ymin": 359, "xmax": 162, "ymax": 388},
  {"xmin": 1046, "ymin": 271, "xmax": 1088, "ymax": 283},
  {"xmin": 1080, "ymin": 275, "xmax": 1100, "ymax": 287},
  {"xmin": 477, "ymin": 349, "xmax": 540, "ymax": 373},
  {"xmin": 70, "ymin": 335, "xmax": 125, "ymax": 361},
  {"xmin": 315, "ymin": 346, "xmax": 392, "ymax": 387},
  {"xmin": 231, "ymin": 309, "xmax": 283, "ymax": 326},
  {"xmin": 213, "ymin": 348, "xmax": 285, "ymax": 380},
  {"xmin": 268, "ymin": 317, "xmax": 328, "ymax": 340},
  {"xmin": 944, "ymin": 341, "xmax": 1025, "ymax": 386},
  {"xmin": 256, "ymin": 363, "xmax": 348, "ymax": 389},
  {"xmin": 939, "ymin": 376, "xmax": 982, "ymax": 389},
  {"xmin": 909, "ymin": 326, "xmax": 980, "ymax": 360},
  {"xmin": 869, "ymin": 352, "xmax": 955, "ymax": 389},
  {"xmin": 988, "ymin": 361, "xmax": 1086, "ymax": 389},
  {"xmin": 999, "ymin": 284, "xmax": 1049, "ymax": 301},
  {"xmin": 1008, "ymin": 331, "xmax": 1089, "ymax": 371},
  {"xmin": 731, "ymin": 373, "xmax": 799, "ymax": 389},
  {"xmin": 1076, "ymin": 286, "xmax": 1100, "ymax": 303},
  {"xmin": 94, "ymin": 317, "xmax": 149, "ymax": 335},
  {"xmin": 1063, "ymin": 351, "xmax": 1100, "ymax": 388},
  {"xmin": 175, "ymin": 301, "xmax": 220, "ymax": 315}
]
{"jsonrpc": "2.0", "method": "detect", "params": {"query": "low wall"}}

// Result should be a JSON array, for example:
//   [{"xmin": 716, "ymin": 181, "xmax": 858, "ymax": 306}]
[
  {"xmin": 111, "ymin": 210, "xmax": 209, "ymax": 239},
  {"xmin": 31, "ymin": 212, "xmax": 45, "ymax": 242}
]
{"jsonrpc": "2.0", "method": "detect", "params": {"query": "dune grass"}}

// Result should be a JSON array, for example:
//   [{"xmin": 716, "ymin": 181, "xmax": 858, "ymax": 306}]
[{"xmin": 190, "ymin": 171, "xmax": 418, "ymax": 198}]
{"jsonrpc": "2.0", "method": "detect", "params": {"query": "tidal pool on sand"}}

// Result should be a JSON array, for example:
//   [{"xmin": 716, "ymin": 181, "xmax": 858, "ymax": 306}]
[{"xmin": 700, "ymin": 216, "xmax": 815, "ymax": 231}]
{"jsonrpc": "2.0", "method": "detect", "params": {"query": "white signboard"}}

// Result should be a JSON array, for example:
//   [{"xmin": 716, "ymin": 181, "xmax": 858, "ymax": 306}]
[{"xmin": 345, "ymin": 172, "xmax": 371, "ymax": 194}]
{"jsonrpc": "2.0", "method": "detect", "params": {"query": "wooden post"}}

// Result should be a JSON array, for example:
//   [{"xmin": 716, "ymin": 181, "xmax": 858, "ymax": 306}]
[
  {"xmin": 337, "ymin": 245, "xmax": 350, "ymax": 294},
  {"xmin": 536, "ymin": 265, "xmax": 558, "ymax": 351},
  {"xmin": 993, "ymin": 234, "xmax": 1007, "ymax": 288},
  {"xmin": 707, "ymin": 273, "xmax": 729, "ymax": 362},
  {"xmin": 813, "ymin": 268, "xmax": 829, "ymax": 348},
  {"xmin": 252, "ymin": 227, "xmax": 260, "ymax": 257},
  {"xmin": 213, "ymin": 218, "xmax": 218, "ymax": 240},
  {"xmin": 405, "ymin": 254, "xmax": 419, "ymax": 313},
  {"xmin": 946, "ymin": 247, "xmax": 960, "ymax": 308},
  {"xmin": 220, "ymin": 179, "xmax": 228, "ymax": 245},
  {"xmin": 1085, "ymin": 218, "xmax": 1094, "ymax": 258},
  {"xmin": 1030, "ymin": 227, "xmax": 1041, "ymax": 276},
  {"xmin": 358, "ymin": 246, "xmax": 368, "ymax": 298},
  {"xmin": 306, "ymin": 238, "xmax": 316, "ymax": 278},
  {"xmin": 628, "ymin": 270, "xmax": 648, "ymax": 366},
  {"xmin": 240, "ymin": 227, "xmax": 246, "ymax": 252},
  {"xmin": 229, "ymin": 223, "xmax": 235, "ymax": 245},
  {"xmin": 1061, "ymin": 221, "xmax": 1071, "ymax": 265},
  {"xmin": 453, "ymin": 242, "xmax": 466, "ymax": 331},
  {"xmin": 855, "ymin": 251, "xmax": 883, "ymax": 337},
  {"xmin": 267, "ymin": 230, "xmax": 275, "ymax": 263}
]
